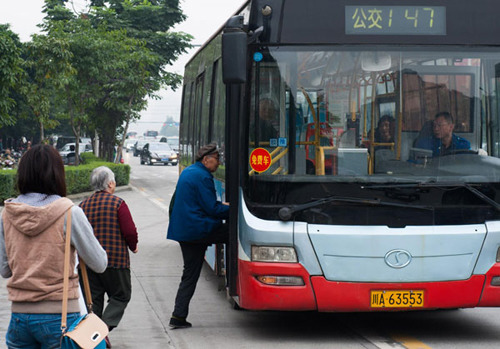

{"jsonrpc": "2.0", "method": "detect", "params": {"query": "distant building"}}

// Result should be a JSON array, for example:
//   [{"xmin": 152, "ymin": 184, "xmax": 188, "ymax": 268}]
[{"xmin": 159, "ymin": 119, "xmax": 179, "ymax": 137}]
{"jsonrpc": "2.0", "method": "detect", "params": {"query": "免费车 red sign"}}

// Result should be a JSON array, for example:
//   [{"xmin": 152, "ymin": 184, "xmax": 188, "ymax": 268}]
[{"xmin": 250, "ymin": 148, "xmax": 272, "ymax": 173}]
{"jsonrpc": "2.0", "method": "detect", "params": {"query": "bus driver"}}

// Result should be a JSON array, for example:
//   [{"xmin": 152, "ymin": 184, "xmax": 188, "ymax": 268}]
[{"xmin": 414, "ymin": 111, "xmax": 470, "ymax": 156}]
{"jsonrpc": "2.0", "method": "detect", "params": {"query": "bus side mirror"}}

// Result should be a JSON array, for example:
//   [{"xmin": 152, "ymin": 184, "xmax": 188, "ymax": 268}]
[{"xmin": 222, "ymin": 16, "xmax": 247, "ymax": 84}]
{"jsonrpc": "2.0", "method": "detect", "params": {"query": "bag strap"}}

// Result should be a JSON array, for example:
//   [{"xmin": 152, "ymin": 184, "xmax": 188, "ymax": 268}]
[
  {"xmin": 61, "ymin": 209, "xmax": 73, "ymax": 331},
  {"xmin": 79, "ymin": 258, "xmax": 93, "ymax": 312},
  {"xmin": 61, "ymin": 208, "xmax": 95, "ymax": 332}
]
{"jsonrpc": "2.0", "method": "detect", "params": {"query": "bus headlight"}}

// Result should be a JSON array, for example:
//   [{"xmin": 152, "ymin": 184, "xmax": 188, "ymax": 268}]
[
  {"xmin": 251, "ymin": 246, "xmax": 298, "ymax": 263},
  {"xmin": 256, "ymin": 275, "xmax": 304, "ymax": 286}
]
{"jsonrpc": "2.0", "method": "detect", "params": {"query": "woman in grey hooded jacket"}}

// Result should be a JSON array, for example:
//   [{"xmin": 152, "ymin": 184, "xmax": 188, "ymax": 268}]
[{"xmin": 0, "ymin": 144, "xmax": 107, "ymax": 349}]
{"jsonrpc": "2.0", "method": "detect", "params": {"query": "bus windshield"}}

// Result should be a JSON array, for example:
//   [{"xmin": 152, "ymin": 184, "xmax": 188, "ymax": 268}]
[{"xmin": 248, "ymin": 46, "xmax": 500, "ymax": 185}]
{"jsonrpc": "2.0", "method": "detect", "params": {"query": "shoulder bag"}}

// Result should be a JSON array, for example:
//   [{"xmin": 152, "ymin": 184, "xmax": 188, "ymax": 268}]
[{"xmin": 61, "ymin": 209, "xmax": 109, "ymax": 349}]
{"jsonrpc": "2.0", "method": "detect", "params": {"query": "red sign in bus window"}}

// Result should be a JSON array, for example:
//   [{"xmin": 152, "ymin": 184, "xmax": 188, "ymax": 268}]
[{"xmin": 250, "ymin": 148, "xmax": 272, "ymax": 173}]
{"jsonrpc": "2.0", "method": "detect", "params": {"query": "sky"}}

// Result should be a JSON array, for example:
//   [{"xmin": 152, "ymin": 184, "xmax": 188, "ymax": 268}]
[{"xmin": 0, "ymin": 0, "xmax": 244, "ymax": 136}]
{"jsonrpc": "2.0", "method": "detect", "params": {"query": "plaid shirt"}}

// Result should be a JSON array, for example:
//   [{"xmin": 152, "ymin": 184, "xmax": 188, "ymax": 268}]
[{"xmin": 80, "ymin": 191, "xmax": 130, "ymax": 268}]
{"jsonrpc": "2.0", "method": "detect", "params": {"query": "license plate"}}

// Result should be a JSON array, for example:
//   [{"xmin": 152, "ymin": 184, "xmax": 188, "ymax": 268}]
[
  {"xmin": 161, "ymin": 158, "xmax": 169, "ymax": 161},
  {"xmin": 370, "ymin": 290, "xmax": 424, "ymax": 308}
]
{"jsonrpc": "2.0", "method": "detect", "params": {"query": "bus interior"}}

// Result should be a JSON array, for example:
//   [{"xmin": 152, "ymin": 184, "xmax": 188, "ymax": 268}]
[{"xmin": 248, "ymin": 47, "xmax": 500, "ymax": 185}]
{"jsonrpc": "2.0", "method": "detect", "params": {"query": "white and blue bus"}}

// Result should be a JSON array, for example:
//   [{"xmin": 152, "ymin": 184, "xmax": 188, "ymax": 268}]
[{"xmin": 179, "ymin": 0, "xmax": 500, "ymax": 311}]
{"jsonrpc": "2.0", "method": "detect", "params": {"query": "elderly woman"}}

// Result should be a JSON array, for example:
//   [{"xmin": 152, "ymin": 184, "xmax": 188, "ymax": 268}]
[
  {"xmin": 79, "ymin": 166, "xmax": 138, "ymax": 348},
  {"xmin": 167, "ymin": 143, "xmax": 229, "ymax": 329},
  {"xmin": 0, "ymin": 144, "xmax": 107, "ymax": 349}
]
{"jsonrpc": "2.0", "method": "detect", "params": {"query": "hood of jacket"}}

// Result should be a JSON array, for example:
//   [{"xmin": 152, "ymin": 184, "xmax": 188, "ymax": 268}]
[{"xmin": 3, "ymin": 197, "xmax": 73, "ymax": 237}]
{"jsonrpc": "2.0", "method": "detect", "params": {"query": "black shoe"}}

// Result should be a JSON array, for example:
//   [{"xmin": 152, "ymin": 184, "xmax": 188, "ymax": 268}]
[{"xmin": 169, "ymin": 316, "xmax": 192, "ymax": 329}]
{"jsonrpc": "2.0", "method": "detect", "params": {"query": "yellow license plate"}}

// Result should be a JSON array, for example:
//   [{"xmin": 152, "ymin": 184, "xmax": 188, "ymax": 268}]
[{"xmin": 370, "ymin": 290, "xmax": 424, "ymax": 308}]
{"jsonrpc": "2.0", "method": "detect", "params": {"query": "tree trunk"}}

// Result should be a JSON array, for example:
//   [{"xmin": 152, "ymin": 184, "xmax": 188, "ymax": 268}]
[
  {"xmin": 116, "ymin": 116, "xmax": 131, "ymax": 163},
  {"xmin": 39, "ymin": 121, "xmax": 44, "ymax": 143}
]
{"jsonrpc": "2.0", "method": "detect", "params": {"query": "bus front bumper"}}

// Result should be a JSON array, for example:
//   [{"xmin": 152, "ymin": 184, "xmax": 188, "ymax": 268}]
[{"xmin": 237, "ymin": 260, "xmax": 500, "ymax": 311}]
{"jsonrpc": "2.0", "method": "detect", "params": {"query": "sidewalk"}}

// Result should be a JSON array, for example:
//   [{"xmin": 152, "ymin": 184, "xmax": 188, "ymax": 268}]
[{"xmin": 0, "ymin": 186, "xmax": 178, "ymax": 348}]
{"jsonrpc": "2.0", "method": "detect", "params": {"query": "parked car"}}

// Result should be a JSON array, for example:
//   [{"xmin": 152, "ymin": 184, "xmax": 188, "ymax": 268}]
[
  {"xmin": 55, "ymin": 136, "xmax": 91, "ymax": 150},
  {"xmin": 59, "ymin": 142, "xmax": 92, "ymax": 165},
  {"xmin": 133, "ymin": 139, "xmax": 148, "ymax": 157},
  {"xmin": 140, "ymin": 142, "xmax": 178, "ymax": 166}
]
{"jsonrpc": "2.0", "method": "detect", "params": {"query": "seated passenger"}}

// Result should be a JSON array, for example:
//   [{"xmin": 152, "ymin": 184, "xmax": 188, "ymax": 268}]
[
  {"xmin": 251, "ymin": 98, "xmax": 279, "ymax": 142},
  {"xmin": 373, "ymin": 115, "xmax": 395, "ymax": 149},
  {"xmin": 414, "ymin": 112, "xmax": 470, "ymax": 156}
]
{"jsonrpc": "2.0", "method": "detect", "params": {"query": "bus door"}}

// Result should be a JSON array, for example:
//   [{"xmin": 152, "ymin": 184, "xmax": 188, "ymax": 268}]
[{"xmin": 249, "ymin": 60, "xmax": 291, "ymax": 175}]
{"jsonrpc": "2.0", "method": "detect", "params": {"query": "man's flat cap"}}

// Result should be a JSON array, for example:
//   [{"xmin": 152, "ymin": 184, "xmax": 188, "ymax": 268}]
[{"xmin": 196, "ymin": 143, "xmax": 218, "ymax": 161}]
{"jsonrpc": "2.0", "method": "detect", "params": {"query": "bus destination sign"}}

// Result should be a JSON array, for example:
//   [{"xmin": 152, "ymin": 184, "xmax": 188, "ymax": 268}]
[{"xmin": 345, "ymin": 6, "xmax": 446, "ymax": 36}]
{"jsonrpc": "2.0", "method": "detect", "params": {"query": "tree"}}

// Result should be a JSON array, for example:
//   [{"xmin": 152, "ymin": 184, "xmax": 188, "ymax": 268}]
[
  {"xmin": 42, "ymin": 0, "xmax": 192, "ymax": 162},
  {"xmin": 86, "ymin": 0, "xmax": 191, "ymax": 161},
  {"xmin": 0, "ymin": 25, "xmax": 25, "ymax": 128},
  {"xmin": 88, "ymin": 28, "xmax": 161, "ymax": 161},
  {"xmin": 23, "ymin": 31, "xmax": 74, "ymax": 142},
  {"xmin": 89, "ymin": 0, "xmax": 190, "ymax": 92},
  {"xmin": 54, "ymin": 20, "xmax": 142, "ymax": 164}
]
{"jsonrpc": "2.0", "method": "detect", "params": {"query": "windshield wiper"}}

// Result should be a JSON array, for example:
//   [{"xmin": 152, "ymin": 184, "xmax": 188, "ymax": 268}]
[
  {"xmin": 463, "ymin": 183, "xmax": 500, "ymax": 211},
  {"xmin": 361, "ymin": 182, "xmax": 500, "ymax": 212},
  {"xmin": 278, "ymin": 195, "xmax": 433, "ymax": 221}
]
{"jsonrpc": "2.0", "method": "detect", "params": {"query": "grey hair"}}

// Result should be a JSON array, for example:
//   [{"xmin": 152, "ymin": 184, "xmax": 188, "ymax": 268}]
[{"xmin": 90, "ymin": 166, "xmax": 115, "ymax": 191}]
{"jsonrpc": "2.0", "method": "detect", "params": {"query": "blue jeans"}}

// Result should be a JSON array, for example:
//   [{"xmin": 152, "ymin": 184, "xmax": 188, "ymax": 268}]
[{"xmin": 6, "ymin": 312, "xmax": 80, "ymax": 349}]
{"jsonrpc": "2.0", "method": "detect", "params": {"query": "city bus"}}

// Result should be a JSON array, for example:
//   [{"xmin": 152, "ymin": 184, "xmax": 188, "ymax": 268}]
[{"xmin": 179, "ymin": 0, "xmax": 500, "ymax": 311}]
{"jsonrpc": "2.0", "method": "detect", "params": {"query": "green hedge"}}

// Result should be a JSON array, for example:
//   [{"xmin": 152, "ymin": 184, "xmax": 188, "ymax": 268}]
[
  {"xmin": 65, "ymin": 162, "xmax": 130, "ymax": 194},
  {"xmin": 0, "ymin": 169, "xmax": 18, "ymax": 204},
  {"xmin": 0, "ymin": 162, "xmax": 130, "ymax": 204}
]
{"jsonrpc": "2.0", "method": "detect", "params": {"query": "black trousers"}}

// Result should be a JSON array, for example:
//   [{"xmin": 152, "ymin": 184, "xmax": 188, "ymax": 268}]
[
  {"xmin": 82, "ymin": 267, "xmax": 132, "ymax": 329},
  {"xmin": 172, "ymin": 223, "xmax": 228, "ymax": 319}
]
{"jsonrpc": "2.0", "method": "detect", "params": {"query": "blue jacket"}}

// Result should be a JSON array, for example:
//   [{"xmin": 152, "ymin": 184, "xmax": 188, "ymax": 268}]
[
  {"xmin": 167, "ymin": 161, "xmax": 229, "ymax": 242},
  {"xmin": 414, "ymin": 134, "xmax": 470, "ymax": 156}
]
